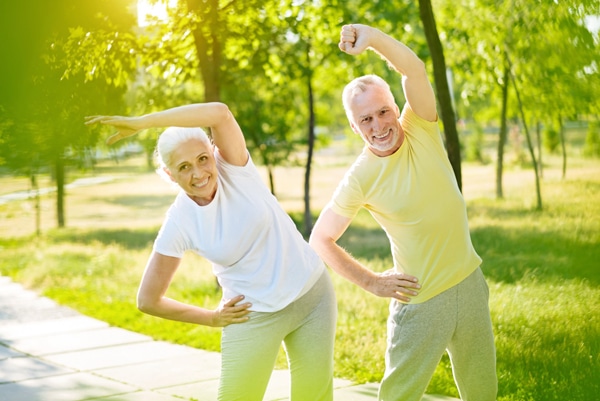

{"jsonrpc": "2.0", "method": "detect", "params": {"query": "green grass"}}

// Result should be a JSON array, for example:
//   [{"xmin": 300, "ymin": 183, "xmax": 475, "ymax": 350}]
[{"xmin": 0, "ymin": 153, "xmax": 599, "ymax": 400}]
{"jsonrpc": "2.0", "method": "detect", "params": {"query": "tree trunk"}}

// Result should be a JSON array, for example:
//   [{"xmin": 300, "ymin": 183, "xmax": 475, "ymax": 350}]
[
  {"xmin": 508, "ymin": 63, "xmax": 542, "ymax": 210},
  {"xmin": 188, "ymin": 0, "xmax": 221, "ymax": 102},
  {"xmin": 303, "ymin": 46, "xmax": 315, "ymax": 237},
  {"xmin": 496, "ymin": 63, "xmax": 510, "ymax": 199},
  {"xmin": 244, "ymin": 125, "xmax": 277, "ymax": 195},
  {"xmin": 266, "ymin": 165, "xmax": 275, "ymax": 195},
  {"xmin": 418, "ymin": 0, "xmax": 462, "ymax": 190},
  {"xmin": 30, "ymin": 173, "xmax": 41, "ymax": 236},
  {"xmin": 55, "ymin": 155, "xmax": 66, "ymax": 227},
  {"xmin": 558, "ymin": 116, "xmax": 567, "ymax": 179},
  {"xmin": 536, "ymin": 121, "xmax": 543, "ymax": 178}
]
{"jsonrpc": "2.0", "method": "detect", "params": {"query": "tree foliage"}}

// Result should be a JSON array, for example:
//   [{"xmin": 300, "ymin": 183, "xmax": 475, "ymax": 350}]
[
  {"xmin": 434, "ymin": 0, "xmax": 600, "ymax": 201},
  {"xmin": 0, "ymin": 0, "xmax": 134, "ymax": 228},
  {"xmin": 2, "ymin": 0, "xmax": 599, "ymax": 229}
]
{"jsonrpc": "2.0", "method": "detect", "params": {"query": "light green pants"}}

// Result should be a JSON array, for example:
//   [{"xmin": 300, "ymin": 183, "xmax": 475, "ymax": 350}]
[
  {"xmin": 218, "ymin": 270, "xmax": 337, "ymax": 401},
  {"xmin": 379, "ymin": 267, "xmax": 497, "ymax": 401}
]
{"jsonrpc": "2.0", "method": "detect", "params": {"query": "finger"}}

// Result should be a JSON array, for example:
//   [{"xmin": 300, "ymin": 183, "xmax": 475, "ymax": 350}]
[
  {"xmin": 106, "ymin": 133, "xmax": 124, "ymax": 146},
  {"xmin": 223, "ymin": 295, "xmax": 246, "ymax": 307},
  {"xmin": 229, "ymin": 315, "xmax": 250, "ymax": 324},
  {"xmin": 228, "ymin": 302, "xmax": 252, "ymax": 313},
  {"xmin": 84, "ymin": 115, "xmax": 106, "ymax": 125},
  {"xmin": 399, "ymin": 279, "xmax": 421, "ymax": 289},
  {"xmin": 398, "ymin": 286, "xmax": 419, "ymax": 296},
  {"xmin": 392, "ymin": 292, "xmax": 413, "ymax": 303},
  {"xmin": 340, "ymin": 30, "xmax": 355, "ymax": 42},
  {"xmin": 387, "ymin": 272, "xmax": 419, "ymax": 284},
  {"xmin": 232, "ymin": 309, "xmax": 251, "ymax": 319}
]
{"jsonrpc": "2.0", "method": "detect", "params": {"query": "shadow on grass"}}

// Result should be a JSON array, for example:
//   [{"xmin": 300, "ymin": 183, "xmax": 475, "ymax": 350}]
[
  {"xmin": 295, "ymin": 204, "xmax": 598, "ymax": 286},
  {"xmin": 48, "ymin": 227, "xmax": 159, "ymax": 250},
  {"xmin": 97, "ymin": 194, "xmax": 176, "ymax": 209},
  {"xmin": 472, "ymin": 224, "xmax": 599, "ymax": 285}
]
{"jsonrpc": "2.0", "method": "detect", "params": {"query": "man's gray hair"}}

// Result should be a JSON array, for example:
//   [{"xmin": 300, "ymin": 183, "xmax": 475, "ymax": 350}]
[{"xmin": 342, "ymin": 74, "xmax": 394, "ymax": 122}]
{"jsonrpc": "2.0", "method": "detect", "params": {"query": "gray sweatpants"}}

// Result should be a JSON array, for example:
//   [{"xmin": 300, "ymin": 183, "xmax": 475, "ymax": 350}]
[
  {"xmin": 379, "ymin": 267, "xmax": 497, "ymax": 401},
  {"xmin": 218, "ymin": 270, "xmax": 337, "ymax": 401}
]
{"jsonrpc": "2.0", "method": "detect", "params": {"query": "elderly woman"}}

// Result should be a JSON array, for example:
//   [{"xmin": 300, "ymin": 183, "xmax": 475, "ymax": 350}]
[{"xmin": 86, "ymin": 102, "xmax": 336, "ymax": 401}]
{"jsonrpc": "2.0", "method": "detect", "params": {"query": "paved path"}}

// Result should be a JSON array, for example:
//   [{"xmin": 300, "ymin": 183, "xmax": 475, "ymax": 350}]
[
  {"xmin": 0, "ymin": 276, "xmax": 458, "ymax": 401},
  {"xmin": 0, "ymin": 177, "xmax": 114, "ymax": 205}
]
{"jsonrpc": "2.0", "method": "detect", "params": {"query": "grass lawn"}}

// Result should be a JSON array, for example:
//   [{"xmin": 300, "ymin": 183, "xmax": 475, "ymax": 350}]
[{"xmin": 0, "ymin": 141, "xmax": 598, "ymax": 400}]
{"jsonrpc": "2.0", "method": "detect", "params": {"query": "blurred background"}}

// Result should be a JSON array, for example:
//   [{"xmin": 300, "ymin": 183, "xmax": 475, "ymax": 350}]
[
  {"xmin": 1, "ymin": 0, "xmax": 599, "ymax": 233},
  {"xmin": 0, "ymin": 2, "xmax": 599, "ymax": 400}
]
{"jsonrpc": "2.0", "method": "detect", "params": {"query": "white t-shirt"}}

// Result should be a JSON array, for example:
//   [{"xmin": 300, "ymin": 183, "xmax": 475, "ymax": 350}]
[{"xmin": 153, "ymin": 151, "xmax": 325, "ymax": 312}]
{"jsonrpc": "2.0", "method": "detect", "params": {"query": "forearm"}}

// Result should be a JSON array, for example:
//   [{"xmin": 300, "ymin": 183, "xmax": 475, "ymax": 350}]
[
  {"xmin": 310, "ymin": 237, "xmax": 377, "ymax": 292},
  {"xmin": 365, "ymin": 27, "xmax": 427, "ymax": 78},
  {"xmin": 362, "ymin": 25, "xmax": 436, "ymax": 121},
  {"xmin": 138, "ymin": 295, "xmax": 218, "ymax": 326},
  {"xmin": 140, "ymin": 103, "xmax": 231, "ymax": 130}
]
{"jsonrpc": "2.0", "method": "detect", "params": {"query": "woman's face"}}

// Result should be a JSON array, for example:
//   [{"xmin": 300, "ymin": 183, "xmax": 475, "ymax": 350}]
[{"xmin": 166, "ymin": 139, "xmax": 218, "ymax": 206}]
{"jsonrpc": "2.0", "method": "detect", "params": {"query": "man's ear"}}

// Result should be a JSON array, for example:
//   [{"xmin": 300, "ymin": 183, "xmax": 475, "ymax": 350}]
[
  {"xmin": 394, "ymin": 104, "xmax": 401, "ymax": 119},
  {"xmin": 350, "ymin": 122, "xmax": 360, "ymax": 135}
]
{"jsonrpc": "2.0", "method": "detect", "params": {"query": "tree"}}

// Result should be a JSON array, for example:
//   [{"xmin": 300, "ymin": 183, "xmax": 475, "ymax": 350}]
[
  {"xmin": 435, "ymin": 0, "xmax": 600, "ymax": 199},
  {"xmin": 418, "ymin": 0, "xmax": 463, "ymax": 190},
  {"xmin": 0, "ymin": 0, "xmax": 134, "ymax": 229},
  {"xmin": 276, "ymin": 0, "xmax": 348, "ymax": 235}
]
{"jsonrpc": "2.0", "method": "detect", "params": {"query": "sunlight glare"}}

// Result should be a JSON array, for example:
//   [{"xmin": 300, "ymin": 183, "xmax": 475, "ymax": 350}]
[{"xmin": 137, "ymin": 0, "xmax": 175, "ymax": 27}]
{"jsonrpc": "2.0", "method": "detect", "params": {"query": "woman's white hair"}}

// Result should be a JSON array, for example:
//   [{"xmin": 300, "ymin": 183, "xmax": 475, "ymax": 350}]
[
  {"xmin": 154, "ymin": 126, "xmax": 211, "ymax": 183},
  {"xmin": 342, "ymin": 74, "xmax": 395, "ymax": 122}
]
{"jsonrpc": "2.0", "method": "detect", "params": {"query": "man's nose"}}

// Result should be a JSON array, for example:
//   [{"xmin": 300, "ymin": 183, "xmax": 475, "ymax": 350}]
[{"xmin": 372, "ymin": 117, "xmax": 383, "ymax": 131}]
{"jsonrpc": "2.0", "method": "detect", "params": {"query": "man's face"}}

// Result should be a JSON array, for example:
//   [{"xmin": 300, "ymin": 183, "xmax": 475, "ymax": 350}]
[{"xmin": 349, "ymin": 85, "xmax": 402, "ymax": 157}]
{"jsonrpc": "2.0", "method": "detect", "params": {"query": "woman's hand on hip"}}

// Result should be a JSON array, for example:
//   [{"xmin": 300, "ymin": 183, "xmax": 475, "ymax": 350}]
[{"xmin": 212, "ymin": 295, "xmax": 252, "ymax": 327}]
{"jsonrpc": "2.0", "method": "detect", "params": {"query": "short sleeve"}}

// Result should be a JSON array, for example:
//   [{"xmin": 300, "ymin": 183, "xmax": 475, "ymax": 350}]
[
  {"xmin": 153, "ymin": 213, "xmax": 187, "ymax": 258},
  {"xmin": 329, "ymin": 173, "xmax": 364, "ymax": 219}
]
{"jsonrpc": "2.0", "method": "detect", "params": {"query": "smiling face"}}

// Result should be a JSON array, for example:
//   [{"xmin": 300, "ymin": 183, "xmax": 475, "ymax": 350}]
[
  {"xmin": 165, "ymin": 139, "xmax": 218, "ymax": 206},
  {"xmin": 348, "ymin": 84, "xmax": 403, "ymax": 157}
]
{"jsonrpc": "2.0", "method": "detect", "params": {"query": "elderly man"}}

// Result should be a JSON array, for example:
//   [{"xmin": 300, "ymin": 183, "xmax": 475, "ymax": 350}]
[{"xmin": 310, "ymin": 23, "xmax": 497, "ymax": 401}]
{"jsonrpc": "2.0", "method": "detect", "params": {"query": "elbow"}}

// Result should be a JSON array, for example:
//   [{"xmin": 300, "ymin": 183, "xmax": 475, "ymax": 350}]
[
  {"xmin": 214, "ymin": 102, "xmax": 234, "ymax": 122},
  {"xmin": 308, "ymin": 231, "xmax": 319, "ymax": 248},
  {"xmin": 137, "ymin": 294, "xmax": 157, "ymax": 315},
  {"xmin": 309, "ymin": 230, "xmax": 328, "ymax": 257},
  {"xmin": 411, "ymin": 58, "xmax": 427, "ymax": 78}
]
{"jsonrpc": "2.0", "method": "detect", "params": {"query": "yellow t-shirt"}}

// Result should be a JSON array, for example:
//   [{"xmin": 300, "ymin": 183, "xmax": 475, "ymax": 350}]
[{"xmin": 329, "ymin": 106, "xmax": 481, "ymax": 303}]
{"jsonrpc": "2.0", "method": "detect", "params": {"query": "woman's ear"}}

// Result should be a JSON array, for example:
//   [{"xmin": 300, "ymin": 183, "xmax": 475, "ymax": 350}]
[{"xmin": 164, "ymin": 167, "xmax": 176, "ymax": 182}]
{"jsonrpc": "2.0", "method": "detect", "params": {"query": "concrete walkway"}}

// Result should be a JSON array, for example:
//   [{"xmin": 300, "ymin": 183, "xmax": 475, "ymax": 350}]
[{"xmin": 0, "ymin": 276, "xmax": 459, "ymax": 401}]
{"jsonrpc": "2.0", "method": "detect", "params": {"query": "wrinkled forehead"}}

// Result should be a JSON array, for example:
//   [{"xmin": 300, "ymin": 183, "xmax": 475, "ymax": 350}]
[
  {"xmin": 170, "ymin": 139, "xmax": 213, "ymax": 167},
  {"xmin": 349, "ymin": 85, "xmax": 396, "ymax": 118}
]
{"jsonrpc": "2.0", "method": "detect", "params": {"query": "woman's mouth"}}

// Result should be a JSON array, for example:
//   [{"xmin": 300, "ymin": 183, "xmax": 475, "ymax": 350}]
[{"xmin": 193, "ymin": 177, "xmax": 209, "ymax": 188}]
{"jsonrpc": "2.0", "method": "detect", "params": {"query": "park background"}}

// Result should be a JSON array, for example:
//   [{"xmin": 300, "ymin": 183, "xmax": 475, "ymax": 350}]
[{"xmin": 0, "ymin": 1, "xmax": 599, "ymax": 400}]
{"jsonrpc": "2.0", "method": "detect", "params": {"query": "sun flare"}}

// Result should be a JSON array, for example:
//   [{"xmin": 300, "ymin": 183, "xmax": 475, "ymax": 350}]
[{"xmin": 137, "ymin": 0, "xmax": 174, "ymax": 27}]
